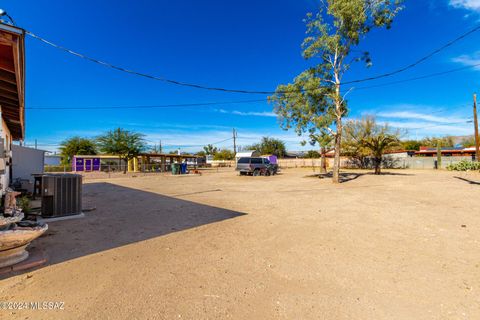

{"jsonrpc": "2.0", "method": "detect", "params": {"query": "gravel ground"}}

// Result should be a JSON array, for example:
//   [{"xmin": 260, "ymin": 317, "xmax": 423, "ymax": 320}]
[{"xmin": 1, "ymin": 168, "xmax": 479, "ymax": 319}]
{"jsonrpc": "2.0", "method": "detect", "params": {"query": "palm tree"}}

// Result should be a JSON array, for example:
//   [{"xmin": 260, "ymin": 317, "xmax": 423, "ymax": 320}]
[
  {"xmin": 344, "ymin": 117, "xmax": 401, "ymax": 175},
  {"xmin": 96, "ymin": 128, "xmax": 146, "ymax": 173}
]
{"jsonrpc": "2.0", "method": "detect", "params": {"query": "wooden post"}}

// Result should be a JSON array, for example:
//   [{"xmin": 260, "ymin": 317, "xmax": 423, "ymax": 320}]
[
  {"xmin": 436, "ymin": 142, "xmax": 442, "ymax": 170},
  {"xmin": 474, "ymin": 94, "xmax": 480, "ymax": 162},
  {"xmin": 127, "ymin": 159, "xmax": 133, "ymax": 172},
  {"xmin": 233, "ymin": 128, "xmax": 237, "ymax": 154},
  {"xmin": 133, "ymin": 157, "xmax": 139, "ymax": 172}
]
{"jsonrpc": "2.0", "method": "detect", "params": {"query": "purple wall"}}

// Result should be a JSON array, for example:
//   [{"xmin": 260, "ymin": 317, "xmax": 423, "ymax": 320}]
[
  {"xmin": 72, "ymin": 156, "xmax": 101, "ymax": 171},
  {"xmin": 266, "ymin": 155, "xmax": 277, "ymax": 164}
]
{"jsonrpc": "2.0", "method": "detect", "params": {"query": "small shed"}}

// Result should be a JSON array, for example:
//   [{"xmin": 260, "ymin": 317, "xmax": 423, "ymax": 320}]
[
  {"xmin": 72, "ymin": 155, "xmax": 110, "ymax": 172},
  {"xmin": 235, "ymin": 150, "xmax": 260, "ymax": 161},
  {"xmin": 12, "ymin": 145, "xmax": 46, "ymax": 192}
]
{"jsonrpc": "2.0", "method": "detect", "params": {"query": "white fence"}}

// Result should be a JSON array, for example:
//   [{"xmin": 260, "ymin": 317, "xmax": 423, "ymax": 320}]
[
  {"xmin": 45, "ymin": 156, "xmax": 476, "ymax": 174},
  {"xmin": 277, "ymin": 156, "xmax": 475, "ymax": 170},
  {"xmin": 390, "ymin": 156, "xmax": 473, "ymax": 170}
]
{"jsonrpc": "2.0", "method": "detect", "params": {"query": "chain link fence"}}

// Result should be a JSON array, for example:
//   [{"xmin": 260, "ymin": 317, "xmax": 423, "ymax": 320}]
[{"xmin": 44, "ymin": 163, "xmax": 201, "ymax": 174}]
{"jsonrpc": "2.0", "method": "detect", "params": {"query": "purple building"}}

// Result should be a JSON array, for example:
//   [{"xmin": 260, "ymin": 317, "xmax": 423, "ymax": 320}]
[{"xmin": 72, "ymin": 156, "xmax": 102, "ymax": 172}]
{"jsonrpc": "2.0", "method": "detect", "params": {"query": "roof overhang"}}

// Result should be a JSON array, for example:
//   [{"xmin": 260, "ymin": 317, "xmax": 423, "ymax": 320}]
[{"xmin": 0, "ymin": 23, "xmax": 25, "ymax": 140}]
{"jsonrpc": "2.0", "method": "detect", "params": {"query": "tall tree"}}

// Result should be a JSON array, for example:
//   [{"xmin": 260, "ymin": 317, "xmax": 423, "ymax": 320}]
[
  {"xmin": 421, "ymin": 136, "xmax": 455, "ymax": 148},
  {"xmin": 402, "ymin": 140, "xmax": 422, "ymax": 151},
  {"xmin": 96, "ymin": 128, "xmax": 146, "ymax": 173},
  {"xmin": 59, "ymin": 136, "xmax": 97, "ymax": 165},
  {"xmin": 316, "ymin": 134, "xmax": 334, "ymax": 174},
  {"xmin": 250, "ymin": 137, "xmax": 287, "ymax": 157},
  {"xmin": 213, "ymin": 149, "xmax": 235, "ymax": 160},
  {"xmin": 344, "ymin": 116, "xmax": 401, "ymax": 174},
  {"xmin": 203, "ymin": 144, "xmax": 218, "ymax": 155},
  {"xmin": 342, "ymin": 121, "xmax": 371, "ymax": 168},
  {"xmin": 305, "ymin": 150, "xmax": 321, "ymax": 158},
  {"xmin": 270, "ymin": 0, "xmax": 402, "ymax": 183}
]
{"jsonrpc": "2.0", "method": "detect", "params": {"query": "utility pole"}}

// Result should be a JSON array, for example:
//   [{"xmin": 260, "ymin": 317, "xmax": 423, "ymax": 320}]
[
  {"xmin": 159, "ymin": 140, "xmax": 163, "ymax": 154},
  {"xmin": 233, "ymin": 128, "xmax": 237, "ymax": 154},
  {"xmin": 474, "ymin": 94, "xmax": 480, "ymax": 162}
]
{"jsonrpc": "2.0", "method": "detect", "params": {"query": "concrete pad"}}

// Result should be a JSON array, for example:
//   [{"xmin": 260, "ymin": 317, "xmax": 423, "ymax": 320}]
[{"xmin": 38, "ymin": 212, "xmax": 85, "ymax": 223}]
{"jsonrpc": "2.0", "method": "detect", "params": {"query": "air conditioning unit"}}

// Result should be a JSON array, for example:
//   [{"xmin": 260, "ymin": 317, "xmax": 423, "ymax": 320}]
[{"xmin": 41, "ymin": 174, "xmax": 82, "ymax": 217}]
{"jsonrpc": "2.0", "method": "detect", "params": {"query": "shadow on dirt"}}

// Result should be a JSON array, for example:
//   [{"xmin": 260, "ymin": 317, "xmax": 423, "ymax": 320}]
[
  {"xmin": 454, "ymin": 176, "xmax": 480, "ymax": 185},
  {"xmin": 1, "ymin": 182, "xmax": 245, "ymax": 279},
  {"xmin": 305, "ymin": 171, "xmax": 414, "ymax": 182}
]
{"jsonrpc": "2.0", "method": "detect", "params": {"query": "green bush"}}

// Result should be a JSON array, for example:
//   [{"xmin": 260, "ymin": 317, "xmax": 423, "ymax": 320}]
[
  {"xmin": 447, "ymin": 160, "xmax": 480, "ymax": 171},
  {"xmin": 44, "ymin": 165, "xmax": 71, "ymax": 172},
  {"xmin": 18, "ymin": 196, "xmax": 31, "ymax": 214}
]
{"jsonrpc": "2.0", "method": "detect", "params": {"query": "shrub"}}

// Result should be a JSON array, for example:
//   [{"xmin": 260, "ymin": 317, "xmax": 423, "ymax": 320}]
[
  {"xmin": 18, "ymin": 196, "xmax": 31, "ymax": 214},
  {"xmin": 447, "ymin": 160, "xmax": 480, "ymax": 171}
]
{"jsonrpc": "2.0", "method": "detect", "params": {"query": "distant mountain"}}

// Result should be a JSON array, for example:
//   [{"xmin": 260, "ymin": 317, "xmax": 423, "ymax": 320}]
[{"xmin": 451, "ymin": 135, "xmax": 474, "ymax": 146}]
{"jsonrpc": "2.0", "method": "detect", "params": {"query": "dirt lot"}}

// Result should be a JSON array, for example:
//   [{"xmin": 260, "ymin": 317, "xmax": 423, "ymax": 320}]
[{"xmin": 1, "ymin": 168, "xmax": 479, "ymax": 319}]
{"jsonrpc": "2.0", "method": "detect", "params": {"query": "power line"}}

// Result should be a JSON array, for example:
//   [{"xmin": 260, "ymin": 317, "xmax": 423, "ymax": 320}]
[
  {"xmin": 350, "ymin": 63, "xmax": 480, "ymax": 91},
  {"xmin": 25, "ymin": 24, "xmax": 480, "ymax": 95},
  {"xmin": 23, "ymin": 100, "xmax": 470, "ymax": 116},
  {"xmin": 407, "ymin": 120, "xmax": 473, "ymax": 131},
  {"xmin": 26, "ymin": 99, "xmax": 266, "ymax": 110},
  {"xmin": 26, "ymin": 31, "xmax": 273, "ymax": 95},
  {"xmin": 25, "ymin": 62, "xmax": 480, "ymax": 111},
  {"xmin": 145, "ymin": 137, "xmax": 233, "ymax": 149},
  {"xmin": 343, "ymin": 24, "xmax": 480, "ymax": 85},
  {"xmin": 27, "ymin": 137, "xmax": 235, "ymax": 150}
]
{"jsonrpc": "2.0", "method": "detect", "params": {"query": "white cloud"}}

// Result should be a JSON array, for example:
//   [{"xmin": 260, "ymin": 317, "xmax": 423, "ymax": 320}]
[
  {"xmin": 365, "ymin": 103, "xmax": 473, "ymax": 138},
  {"xmin": 216, "ymin": 109, "xmax": 277, "ymax": 117},
  {"xmin": 30, "ymin": 127, "xmax": 312, "ymax": 154},
  {"xmin": 377, "ymin": 110, "xmax": 466, "ymax": 123},
  {"xmin": 383, "ymin": 120, "xmax": 473, "ymax": 137},
  {"xmin": 452, "ymin": 51, "xmax": 480, "ymax": 69},
  {"xmin": 450, "ymin": 0, "xmax": 480, "ymax": 11}
]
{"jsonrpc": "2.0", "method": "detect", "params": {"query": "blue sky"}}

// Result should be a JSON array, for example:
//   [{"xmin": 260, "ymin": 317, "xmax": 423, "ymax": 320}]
[{"xmin": 3, "ymin": 0, "xmax": 480, "ymax": 152}]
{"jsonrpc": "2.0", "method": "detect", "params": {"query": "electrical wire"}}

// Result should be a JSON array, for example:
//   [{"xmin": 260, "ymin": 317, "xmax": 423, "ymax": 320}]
[
  {"xmin": 350, "ymin": 63, "xmax": 480, "ymax": 91},
  {"xmin": 26, "ymin": 31, "xmax": 274, "ymax": 95},
  {"xmin": 25, "ymin": 23, "xmax": 480, "ymax": 94},
  {"xmin": 26, "ymin": 99, "xmax": 266, "ymax": 110},
  {"xmin": 408, "ymin": 120, "xmax": 473, "ymax": 131},
  {"xmin": 142, "ymin": 137, "xmax": 234, "ymax": 149},
  {"xmin": 343, "ymin": 24, "xmax": 480, "ymax": 85},
  {"xmin": 26, "ymin": 137, "xmax": 234, "ymax": 150}
]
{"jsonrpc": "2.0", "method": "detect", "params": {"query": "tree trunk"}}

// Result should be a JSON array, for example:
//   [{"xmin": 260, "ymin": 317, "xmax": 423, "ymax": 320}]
[
  {"xmin": 436, "ymin": 142, "xmax": 442, "ymax": 170},
  {"xmin": 332, "ymin": 66, "xmax": 342, "ymax": 184},
  {"xmin": 332, "ymin": 129, "xmax": 341, "ymax": 183},
  {"xmin": 320, "ymin": 146, "xmax": 327, "ymax": 174},
  {"xmin": 374, "ymin": 157, "xmax": 381, "ymax": 175},
  {"xmin": 123, "ymin": 157, "xmax": 127, "ymax": 174}
]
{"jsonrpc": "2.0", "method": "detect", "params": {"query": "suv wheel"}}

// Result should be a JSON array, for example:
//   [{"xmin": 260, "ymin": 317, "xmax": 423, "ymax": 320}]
[{"xmin": 253, "ymin": 169, "xmax": 260, "ymax": 176}]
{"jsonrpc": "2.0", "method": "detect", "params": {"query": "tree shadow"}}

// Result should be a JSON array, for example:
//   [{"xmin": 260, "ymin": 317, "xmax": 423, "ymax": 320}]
[
  {"xmin": 366, "ymin": 172, "xmax": 415, "ymax": 176},
  {"xmin": 305, "ymin": 171, "xmax": 414, "ymax": 183},
  {"xmin": 1, "ymin": 182, "xmax": 245, "ymax": 279},
  {"xmin": 454, "ymin": 176, "xmax": 480, "ymax": 185},
  {"xmin": 305, "ymin": 172, "xmax": 364, "ymax": 182}
]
